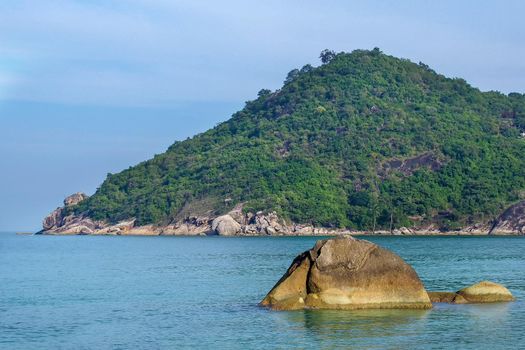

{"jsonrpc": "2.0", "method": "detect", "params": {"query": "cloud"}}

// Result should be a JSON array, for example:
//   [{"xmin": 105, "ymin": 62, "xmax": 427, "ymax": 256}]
[{"xmin": 0, "ymin": 0, "xmax": 524, "ymax": 107}]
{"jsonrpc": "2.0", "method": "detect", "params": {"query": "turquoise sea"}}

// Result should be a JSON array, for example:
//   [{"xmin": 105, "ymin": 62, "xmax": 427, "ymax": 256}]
[{"xmin": 0, "ymin": 234, "xmax": 523, "ymax": 349}]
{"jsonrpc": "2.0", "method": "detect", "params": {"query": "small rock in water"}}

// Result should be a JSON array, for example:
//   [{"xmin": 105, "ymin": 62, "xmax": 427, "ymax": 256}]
[
  {"xmin": 428, "ymin": 281, "xmax": 515, "ymax": 303},
  {"xmin": 457, "ymin": 281, "xmax": 515, "ymax": 303}
]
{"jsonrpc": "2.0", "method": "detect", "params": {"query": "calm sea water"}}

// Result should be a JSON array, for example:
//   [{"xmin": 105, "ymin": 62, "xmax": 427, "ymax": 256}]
[{"xmin": 0, "ymin": 234, "xmax": 523, "ymax": 349}]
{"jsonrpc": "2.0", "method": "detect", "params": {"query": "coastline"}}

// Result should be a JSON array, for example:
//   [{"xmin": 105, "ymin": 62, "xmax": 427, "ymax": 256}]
[
  {"xmin": 39, "ymin": 193, "xmax": 525, "ymax": 237},
  {"xmin": 38, "ymin": 224, "xmax": 523, "ymax": 237}
]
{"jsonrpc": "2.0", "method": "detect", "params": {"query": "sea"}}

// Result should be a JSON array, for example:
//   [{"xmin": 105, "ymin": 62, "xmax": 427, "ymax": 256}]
[{"xmin": 0, "ymin": 234, "xmax": 523, "ymax": 349}]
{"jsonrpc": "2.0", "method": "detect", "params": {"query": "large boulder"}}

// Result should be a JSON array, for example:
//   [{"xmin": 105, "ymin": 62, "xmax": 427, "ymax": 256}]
[
  {"xmin": 490, "ymin": 201, "xmax": 525, "ymax": 235},
  {"xmin": 428, "ymin": 281, "xmax": 515, "ymax": 303},
  {"xmin": 42, "ymin": 207, "xmax": 64, "ymax": 230},
  {"xmin": 260, "ymin": 236, "xmax": 432, "ymax": 310},
  {"xmin": 211, "ymin": 215, "xmax": 241, "ymax": 235}
]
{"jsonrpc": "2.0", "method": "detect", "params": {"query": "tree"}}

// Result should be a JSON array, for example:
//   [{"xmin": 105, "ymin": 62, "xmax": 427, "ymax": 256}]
[
  {"xmin": 284, "ymin": 69, "xmax": 300, "ymax": 84},
  {"xmin": 300, "ymin": 64, "xmax": 314, "ymax": 74},
  {"xmin": 320, "ymin": 49, "xmax": 336, "ymax": 64},
  {"xmin": 371, "ymin": 47, "xmax": 382, "ymax": 55},
  {"xmin": 257, "ymin": 89, "xmax": 272, "ymax": 98}
]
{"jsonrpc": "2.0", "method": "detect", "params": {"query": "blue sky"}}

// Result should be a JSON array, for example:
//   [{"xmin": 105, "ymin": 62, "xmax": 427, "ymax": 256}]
[{"xmin": 1, "ymin": 0, "xmax": 524, "ymax": 231}]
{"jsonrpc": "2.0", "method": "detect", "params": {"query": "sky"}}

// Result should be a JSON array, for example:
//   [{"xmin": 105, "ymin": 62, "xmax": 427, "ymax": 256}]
[{"xmin": 0, "ymin": 0, "xmax": 524, "ymax": 231}]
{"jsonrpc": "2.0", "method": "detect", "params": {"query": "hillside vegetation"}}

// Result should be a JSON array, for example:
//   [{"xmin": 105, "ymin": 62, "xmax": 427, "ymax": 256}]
[{"xmin": 73, "ymin": 48, "xmax": 525, "ymax": 231}]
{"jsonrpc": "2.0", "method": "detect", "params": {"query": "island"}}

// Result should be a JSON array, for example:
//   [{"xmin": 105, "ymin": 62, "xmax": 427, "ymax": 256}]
[{"xmin": 39, "ymin": 49, "xmax": 525, "ymax": 236}]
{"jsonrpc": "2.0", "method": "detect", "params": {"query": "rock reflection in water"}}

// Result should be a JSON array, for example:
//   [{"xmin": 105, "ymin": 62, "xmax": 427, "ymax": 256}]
[{"xmin": 280, "ymin": 308, "xmax": 430, "ymax": 345}]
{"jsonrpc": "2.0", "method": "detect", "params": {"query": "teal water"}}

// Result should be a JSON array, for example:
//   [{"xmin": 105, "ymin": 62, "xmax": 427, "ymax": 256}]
[{"xmin": 0, "ymin": 234, "xmax": 523, "ymax": 349}]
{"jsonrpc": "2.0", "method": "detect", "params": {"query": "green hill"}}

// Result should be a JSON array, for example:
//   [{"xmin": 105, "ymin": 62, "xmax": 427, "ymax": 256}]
[{"xmin": 72, "ymin": 48, "xmax": 525, "ymax": 231}]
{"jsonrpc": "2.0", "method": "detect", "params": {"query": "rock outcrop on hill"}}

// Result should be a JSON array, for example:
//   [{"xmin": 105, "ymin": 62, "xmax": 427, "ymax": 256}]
[
  {"xmin": 260, "ymin": 236, "xmax": 432, "ymax": 310},
  {"xmin": 41, "ymin": 192, "xmax": 99, "ymax": 233}
]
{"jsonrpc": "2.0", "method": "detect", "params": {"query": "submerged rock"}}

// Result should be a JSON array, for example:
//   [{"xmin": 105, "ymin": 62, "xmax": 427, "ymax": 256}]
[
  {"xmin": 428, "ymin": 281, "xmax": 515, "ymax": 303},
  {"xmin": 260, "ymin": 236, "xmax": 432, "ymax": 310}
]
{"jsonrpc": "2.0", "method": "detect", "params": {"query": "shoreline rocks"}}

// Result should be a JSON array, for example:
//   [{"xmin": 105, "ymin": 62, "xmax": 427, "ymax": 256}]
[
  {"xmin": 211, "ymin": 215, "xmax": 242, "ymax": 235},
  {"xmin": 260, "ymin": 236, "xmax": 433, "ymax": 310},
  {"xmin": 39, "ymin": 194, "xmax": 525, "ymax": 236}
]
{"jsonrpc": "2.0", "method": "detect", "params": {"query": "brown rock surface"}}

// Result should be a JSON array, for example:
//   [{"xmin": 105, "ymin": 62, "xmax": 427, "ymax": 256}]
[
  {"xmin": 456, "ymin": 281, "xmax": 515, "ymax": 303},
  {"xmin": 212, "ymin": 215, "xmax": 241, "ymax": 235},
  {"xmin": 428, "ymin": 281, "xmax": 514, "ymax": 304},
  {"xmin": 490, "ymin": 201, "xmax": 525, "ymax": 235},
  {"xmin": 42, "ymin": 207, "xmax": 65, "ymax": 231},
  {"xmin": 427, "ymin": 291, "xmax": 459, "ymax": 303},
  {"xmin": 260, "ymin": 236, "xmax": 432, "ymax": 310},
  {"xmin": 63, "ymin": 192, "xmax": 88, "ymax": 207}
]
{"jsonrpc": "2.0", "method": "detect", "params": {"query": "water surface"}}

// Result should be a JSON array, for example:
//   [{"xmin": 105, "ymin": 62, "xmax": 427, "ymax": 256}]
[{"xmin": 1, "ymin": 234, "xmax": 523, "ymax": 349}]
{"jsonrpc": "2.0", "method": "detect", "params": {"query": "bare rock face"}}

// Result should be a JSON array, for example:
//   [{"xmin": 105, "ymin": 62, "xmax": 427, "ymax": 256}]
[
  {"xmin": 212, "ymin": 215, "xmax": 241, "ymax": 235},
  {"xmin": 490, "ymin": 201, "xmax": 525, "ymax": 235},
  {"xmin": 227, "ymin": 204, "xmax": 247, "ymax": 225},
  {"xmin": 63, "ymin": 192, "xmax": 88, "ymax": 207},
  {"xmin": 42, "ymin": 207, "xmax": 65, "ymax": 231},
  {"xmin": 42, "ymin": 192, "xmax": 89, "ymax": 231},
  {"xmin": 260, "ymin": 236, "xmax": 432, "ymax": 310},
  {"xmin": 428, "ymin": 281, "xmax": 515, "ymax": 303},
  {"xmin": 240, "ymin": 211, "xmax": 290, "ymax": 235}
]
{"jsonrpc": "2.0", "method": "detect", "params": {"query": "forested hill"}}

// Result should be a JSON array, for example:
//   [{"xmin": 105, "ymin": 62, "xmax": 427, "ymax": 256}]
[{"xmin": 72, "ymin": 48, "xmax": 525, "ymax": 231}]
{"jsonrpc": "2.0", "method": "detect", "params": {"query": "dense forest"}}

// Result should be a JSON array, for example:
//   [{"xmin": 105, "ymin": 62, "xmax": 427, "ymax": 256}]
[{"xmin": 72, "ymin": 48, "xmax": 525, "ymax": 231}]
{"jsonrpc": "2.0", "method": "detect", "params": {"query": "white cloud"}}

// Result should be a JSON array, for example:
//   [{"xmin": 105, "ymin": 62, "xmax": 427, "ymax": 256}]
[{"xmin": 0, "ymin": 0, "xmax": 524, "ymax": 106}]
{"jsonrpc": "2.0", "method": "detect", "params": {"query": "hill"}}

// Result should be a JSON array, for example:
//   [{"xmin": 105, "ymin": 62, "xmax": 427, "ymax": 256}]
[{"xmin": 45, "ymin": 48, "xmax": 525, "ymax": 234}]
